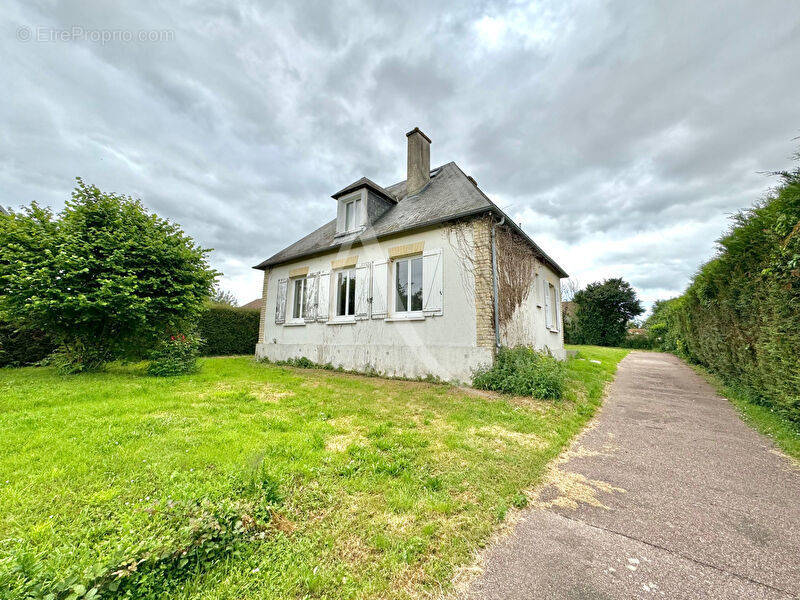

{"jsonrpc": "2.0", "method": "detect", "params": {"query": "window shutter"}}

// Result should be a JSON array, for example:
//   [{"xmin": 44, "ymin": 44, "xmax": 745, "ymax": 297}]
[
  {"xmin": 422, "ymin": 248, "xmax": 443, "ymax": 315},
  {"xmin": 354, "ymin": 263, "xmax": 371, "ymax": 319},
  {"xmin": 544, "ymin": 281, "xmax": 552, "ymax": 329},
  {"xmin": 371, "ymin": 260, "xmax": 388, "ymax": 318},
  {"xmin": 316, "ymin": 271, "xmax": 330, "ymax": 322},
  {"xmin": 304, "ymin": 274, "xmax": 318, "ymax": 322},
  {"xmin": 275, "ymin": 278, "xmax": 288, "ymax": 324}
]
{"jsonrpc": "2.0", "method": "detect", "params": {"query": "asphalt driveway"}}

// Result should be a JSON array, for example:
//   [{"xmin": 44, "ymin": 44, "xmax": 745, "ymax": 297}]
[{"xmin": 466, "ymin": 352, "xmax": 800, "ymax": 600}]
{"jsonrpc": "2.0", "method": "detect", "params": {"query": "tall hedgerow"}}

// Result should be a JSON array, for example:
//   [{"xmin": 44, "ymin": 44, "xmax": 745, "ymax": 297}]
[{"xmin": 651, "ymin": 159, "xmax": 800, "ymax": 422}]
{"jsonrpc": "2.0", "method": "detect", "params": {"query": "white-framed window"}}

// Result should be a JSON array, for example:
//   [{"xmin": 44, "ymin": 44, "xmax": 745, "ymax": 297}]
[
  {"xmin": 344, "ymin": 197, "xmax": 361, "ymax": 232},
  {"xmin": 291, "ymin": 277, "xmax": 306, "ymax": 320},
  {"xmin": 335, "ymin": 269, "xmax": 356, "ymax": 317},
  {"xmin": 394, "ymin": 256, "xmax": 423, "ymax": 313}
]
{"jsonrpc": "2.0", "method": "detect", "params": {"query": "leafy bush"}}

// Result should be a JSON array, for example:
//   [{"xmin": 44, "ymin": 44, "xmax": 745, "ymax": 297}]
[
  {"xmin": 650, "ymin": 160, "xmax": 800, "ymax": 422},
  {"xmin": 147, "ymin": 334, "xmax": 201, "ymax": 376},
  {"xmin": 197, "ymin": 305, "xmax": 260, "ymax": 356},
  {"xmin": 0, "ymin": 180, "xmax": 216, "ymax": 372},
  {"xmin": 473, "ymin": 347, "xmax": 566, "ymax": 399},
  {"xmin": 0, "ymin": 322, "xmax": 55, "ymax": 367}
]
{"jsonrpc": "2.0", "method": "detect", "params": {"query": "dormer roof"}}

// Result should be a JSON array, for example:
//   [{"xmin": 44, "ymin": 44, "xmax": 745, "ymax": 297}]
[{"xmin": 331, "ymin": 177, "xmax": 397, "ymax": 203}]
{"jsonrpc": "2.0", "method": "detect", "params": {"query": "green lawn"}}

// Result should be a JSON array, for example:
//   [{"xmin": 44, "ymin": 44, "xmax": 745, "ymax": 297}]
[{"xmin": 0, "ymin": 346, "xmax": 628, "ymax": 600}]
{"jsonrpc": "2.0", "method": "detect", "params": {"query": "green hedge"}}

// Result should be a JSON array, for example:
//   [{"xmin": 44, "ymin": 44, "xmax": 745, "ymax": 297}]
[
  {"xmin": 196, "ymin": 305, "xmax": 260, "ymax": 356},
  {"xmin": 651, "ymin": 165, "xmax": 800, "ymax": 422},
  {"xmin": 0, "ymin": 323, "xmax": 56, "ymax": 367}
]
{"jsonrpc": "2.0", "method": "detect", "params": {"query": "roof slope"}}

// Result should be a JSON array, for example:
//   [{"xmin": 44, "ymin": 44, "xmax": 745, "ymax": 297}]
[{"xmin": 255, "ymin": 162, "xmax": 567, "ymax": 277}]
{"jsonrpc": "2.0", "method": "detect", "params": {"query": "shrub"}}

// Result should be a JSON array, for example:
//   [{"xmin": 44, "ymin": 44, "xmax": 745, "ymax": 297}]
[
  {"xmin": 197, "ymin": 305, "xmax": 260, "ymax": 356},
  {"xmin": 473, "ymin": 347, "xmax": 566, "ymax": 399},
  {"xmin": 0, "ymin": 322, "xmax": 55, "ymax": 367},
  {"xmin": 147, "ymin": 334, "xmax": 201, "ymax": 376},
  {"xmin": 0, "ymin": 180, "xmax": 216, "ymax": 372}
]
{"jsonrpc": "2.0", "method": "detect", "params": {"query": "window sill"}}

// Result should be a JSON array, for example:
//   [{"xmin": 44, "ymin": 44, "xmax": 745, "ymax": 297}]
[
  {"xmin": 327, "ymin": 318, "xmax": 356, "ymax": 325},
  {"xmin": 385, "ymin": 314, "xmax": 425, "ymax": 322},
  {"xmin": 334, "ymin": 226, "xmax": 365, "ymax": 238},
  {"xmin": 285, "ymin": 321, "xmax": 306, "ymax": 327}
]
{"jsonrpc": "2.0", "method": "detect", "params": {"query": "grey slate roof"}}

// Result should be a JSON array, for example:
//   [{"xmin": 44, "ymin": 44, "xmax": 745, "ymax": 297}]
[{"xmin": 254, "ymin": 161, "xmax": 568, "ymax": 278}]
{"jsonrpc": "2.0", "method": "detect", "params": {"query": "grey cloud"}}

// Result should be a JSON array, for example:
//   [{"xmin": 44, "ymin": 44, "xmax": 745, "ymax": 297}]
[{"xmin": 1, "ymin": 0, "xmax": 798, "ymax": 304}]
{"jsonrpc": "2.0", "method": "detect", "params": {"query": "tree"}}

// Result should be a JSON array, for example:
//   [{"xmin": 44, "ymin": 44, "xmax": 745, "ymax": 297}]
[
  {"xmin": 209, "ymin": 285, "xmax": 239, "ymax": 306},
  {"xmin": 0, "ymin": 179, "xmax": 217, "ymax": 371},
  {"xmin": 572, "ymin": 278, "xmax": 643, "ymax": 346}
]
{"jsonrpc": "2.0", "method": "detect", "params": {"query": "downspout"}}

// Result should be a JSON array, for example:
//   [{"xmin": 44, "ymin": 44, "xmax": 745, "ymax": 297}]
[{"xmin": 490, "ymin": 215, "xmax": 505, "ymax": 350}]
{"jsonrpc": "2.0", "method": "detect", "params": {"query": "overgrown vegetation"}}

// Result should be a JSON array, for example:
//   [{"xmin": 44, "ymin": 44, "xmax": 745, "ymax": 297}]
[
  {"xmin": 146, "ymin": 334, "xmax": 202, "ymax": 376},
  {"xmin": 646, "ymin": 159, "xmax": 800, "ymax": 423},
  {"xmin": 473, "ymin": 347, "xmax": 566, "ymax": 399},
  {"xmin": 0, "ymin": 348, "xmax": 626, "ymax": 599},
  {"xmin": 0, "ymin": 180, "xmax": 216, "ymax": 372},
  {"xmin": 197, "ymin": 305, "xmax": 260, "ymax": 356}
]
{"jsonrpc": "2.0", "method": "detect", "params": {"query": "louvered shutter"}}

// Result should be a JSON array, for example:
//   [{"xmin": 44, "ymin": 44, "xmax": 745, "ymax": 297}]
[
  {"xmin": 422, "ymin": 248, "xmax": 443, "ymax": 315},
  {"xmin": 316, "ymin": 271, "xmax": 330, "ymax": 321},
  {"xmin": 371, "ymin": 260, "xmax": 388, "ymax": 318},
  {"xmin": 354, "ymin": 263, "xmax": 370, "ymax": 319},
  {"xmin": 544, "ymin": 281, "xmax": 552, "ymax": 329},
  {"xmin": 304, "ymin": 274, "xmax": 318, "ymax": 322},
  {"xmin": 275, "ymin": 278, "xmax": 288, "ymax": 324}
]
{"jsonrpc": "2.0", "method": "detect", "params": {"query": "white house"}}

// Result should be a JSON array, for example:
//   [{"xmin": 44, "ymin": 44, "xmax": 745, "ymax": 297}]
[{"xmin": 254, "ymin": 128, "xmax": 567, "ymax": 382}]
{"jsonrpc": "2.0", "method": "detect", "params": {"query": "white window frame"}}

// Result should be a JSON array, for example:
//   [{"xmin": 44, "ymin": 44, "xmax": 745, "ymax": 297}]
[
  {"xmin": 340, "ymin": 193, "xmax": 362, "ymax": 233},
  {"xmin": 290, "ymin": 277, "xmax": 306, "ymax": 324},
  {"xmin": 333, "ymin": 268, "xmax": 357, "ymax": 321},
  {"xmin": 392, "ymin": 255, "xmax": 424, "ymax": 318}
]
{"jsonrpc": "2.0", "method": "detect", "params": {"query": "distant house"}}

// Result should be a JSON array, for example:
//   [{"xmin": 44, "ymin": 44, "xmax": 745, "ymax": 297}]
[
  {"xmin": 253, "ymin": 128, "xmax": 568, "ymax": 382},
  {"xmin": 241, "ymin": 298, "xmax": 264, "ymax": 311}
]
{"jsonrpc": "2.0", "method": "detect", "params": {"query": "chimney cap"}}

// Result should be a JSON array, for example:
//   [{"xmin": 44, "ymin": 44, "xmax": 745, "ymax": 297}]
[{"xmin": 405, "ymin": 127, "xmax": 431, "ymax": 144}]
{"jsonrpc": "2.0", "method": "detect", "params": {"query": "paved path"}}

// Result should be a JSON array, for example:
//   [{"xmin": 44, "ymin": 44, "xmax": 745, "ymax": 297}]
[{"xmin": 466, "ymin": 352, "xmax": 800, "ymax": 600}]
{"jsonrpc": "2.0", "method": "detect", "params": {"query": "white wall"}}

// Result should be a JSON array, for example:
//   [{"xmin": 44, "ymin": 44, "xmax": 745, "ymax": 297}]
[
  {"xmin": 257, "ymin": 226, "xmax": 494, "ymax": 383},
  {"xmin": 499, "ymin": 263, "xmax": 566, "ymax": 359}
]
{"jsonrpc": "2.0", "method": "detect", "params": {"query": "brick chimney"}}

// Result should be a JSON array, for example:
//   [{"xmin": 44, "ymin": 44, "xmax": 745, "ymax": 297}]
[{"xmin": 406, "ymin": 127, "xmax": 431, "ymax": 196}]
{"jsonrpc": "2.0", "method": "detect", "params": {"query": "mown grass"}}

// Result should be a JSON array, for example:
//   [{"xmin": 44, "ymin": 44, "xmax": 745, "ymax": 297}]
[
  {"xmin": 688, "ymin": 364, "xmax": 800, "ymax": 462},
  {"xmin": 0, "ymin": 346, "xmax": 627, "ymax": 599}
]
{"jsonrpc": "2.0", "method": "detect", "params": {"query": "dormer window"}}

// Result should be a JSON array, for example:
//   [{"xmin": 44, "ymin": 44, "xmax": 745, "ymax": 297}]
[
  {"xmin": 335, "ymin": 190, "xmax": 366, "ymax": 235},
  {"xmin": 331, "ymin": 177, "xmax": 396, "ymax": 236},
  {"xmin": 344, "ymin": 197, "xmax": 361, "ymax": 232}
]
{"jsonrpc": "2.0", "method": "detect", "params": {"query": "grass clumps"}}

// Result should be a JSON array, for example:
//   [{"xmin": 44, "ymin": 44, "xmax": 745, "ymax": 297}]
[{"xmin": 473, "ymin": 347, "xmax": 566, "ymax": 399}]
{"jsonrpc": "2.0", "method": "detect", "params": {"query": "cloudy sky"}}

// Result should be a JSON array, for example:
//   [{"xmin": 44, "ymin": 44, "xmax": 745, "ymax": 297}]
[{"xmin": 2, "ymin": 1, "xmax": 799, "ymax": 311}]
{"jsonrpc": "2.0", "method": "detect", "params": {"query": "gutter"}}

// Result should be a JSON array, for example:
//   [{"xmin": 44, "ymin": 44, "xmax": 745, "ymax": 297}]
[{"xmin": 490, "ymin": 214, "xmax": 505, "ymax": 350}]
